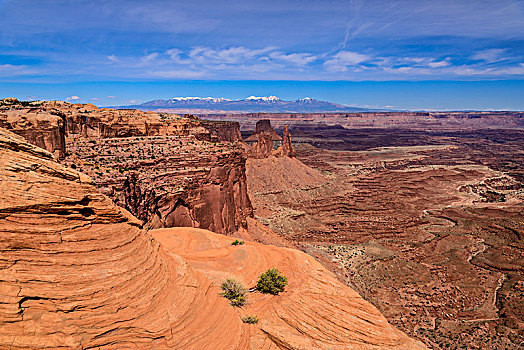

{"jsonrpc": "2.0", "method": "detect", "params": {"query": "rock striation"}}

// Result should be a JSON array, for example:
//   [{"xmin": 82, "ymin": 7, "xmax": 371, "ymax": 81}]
[
  {"xmin": 247, "ymin": 119, "xmax": 296, "ymax": 159},
  {"xmin": 0, "ymin": 127, "xmax": 248, "ymax": 349},
  {"xmin": 62, "ymin": 135, "xmax": 253, "ymax": 234},
  {"xmin": 153, "ymin": 227, "xmax": 427, "ymax": 349},
  {"xmin": 0, "ymin": 98, "xmax": 66, "ymax": 159}
]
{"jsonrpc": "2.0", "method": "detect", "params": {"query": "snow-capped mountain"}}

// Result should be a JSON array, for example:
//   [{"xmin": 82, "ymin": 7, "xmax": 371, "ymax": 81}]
[
  {"xmin": 120, "ymin": 96, "xmax": 382, "ymax": 113},
  {"xmin": 244, "ymin": 95, "xmax": 280, "ymax": 102},
  {"xmin": 169, "ymin": 97, "xmax": 232, "ymax": 102}
]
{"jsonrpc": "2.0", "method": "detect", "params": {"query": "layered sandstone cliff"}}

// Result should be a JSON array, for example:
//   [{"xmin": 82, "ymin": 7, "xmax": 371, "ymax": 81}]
[
  {"xmin": 62, "ymin": 135, "xmax": 253, "ymax": 234},
  {"xmin": 1, "ymin": 99, "xmax": 251, "ymax": 235},
  {"xmin": 0, "ymin": 127, "xmax": 426, "ymax": 349},
  {"xmin": 0, "ymin": 99, "xmax": 66, "ymax": 159},
  {"xmin": 0, "ymin": 99, "xmax": 243, "ymax": 155}
]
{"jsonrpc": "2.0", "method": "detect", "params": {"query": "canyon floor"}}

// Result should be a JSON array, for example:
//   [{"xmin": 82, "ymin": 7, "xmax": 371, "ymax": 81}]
[{"xmin": 246, "ymin": 126, "xmax": 523, "ymax": 349}]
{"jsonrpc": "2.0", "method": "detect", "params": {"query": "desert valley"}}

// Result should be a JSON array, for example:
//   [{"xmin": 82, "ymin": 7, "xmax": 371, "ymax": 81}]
[{"xmin": 0, "ymin": 96, "xmax": 522, "ymax": 349}]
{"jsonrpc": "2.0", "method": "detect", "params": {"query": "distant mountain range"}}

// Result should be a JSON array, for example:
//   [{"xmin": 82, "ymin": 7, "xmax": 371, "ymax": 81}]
[{"xmin": 116, "ymin": 96, "xmax": 386, "ymax": 113}]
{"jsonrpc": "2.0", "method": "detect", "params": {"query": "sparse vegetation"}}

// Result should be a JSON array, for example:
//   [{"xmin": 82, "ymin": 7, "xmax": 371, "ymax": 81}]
[
  {"xmin": 256, "ymin": 268, "xmax": 288, "ymax": 295},
  {"xmin": 241, "ymin": 315, "xmax": 259, "ymax": 324},
  {"xmin": 231, "ymin": 239, "xmax": 245, "ymax": 246},
  {"xmin": 220, "ymin": 278, "xmax": 247, "ymax": 307}
]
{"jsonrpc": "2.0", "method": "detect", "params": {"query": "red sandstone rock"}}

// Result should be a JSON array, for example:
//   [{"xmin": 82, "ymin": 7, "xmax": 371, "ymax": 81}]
[
  {"xmin": 0, "ymin": 128, "xmax": 248, "ymax": 349},
  {"xmin": 249, "ymin": 131, "xmax": 274, "ymax": 158},
  {"xmin": 0, "ymin": 99, "xmax": 66, "ymax": 159},
  {"xmin": 273, "ymin": 125, "xmax": 296, "ymax": 157},
  {"xmin": 2, "ymin": 99, "xmax": 250, "ymax": 235}
]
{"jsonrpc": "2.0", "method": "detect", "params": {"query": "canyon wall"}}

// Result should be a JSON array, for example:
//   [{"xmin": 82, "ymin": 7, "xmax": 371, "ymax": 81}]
[
  {"xmin": 1, "ymin": 98, "xmax": 253, "ymax": 234},
  {"xmin": 64, "ymin": 135, "xmax": 253, "ymax": 234}
]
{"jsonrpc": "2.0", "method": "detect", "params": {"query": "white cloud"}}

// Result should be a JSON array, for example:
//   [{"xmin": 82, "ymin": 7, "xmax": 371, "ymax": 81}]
[
  {"xmin": 428, "ymin": 59, "xmax": 451, "ymax": 68},
  {"xmin": 146, "ymin": 69, "xmax": 206, "ymax": 79},
  {"xmin": 324, "ymin": 51, "xmax": 370, "ymax": 72},
  {"xmin": 66, "ymin": 95, "xmax": 80, "ymax": 101},
  {"xmin": 0, "ymin": 64, "xmax": 39, "ymax": 76},
  {"xmin": 471, "ymin": 49, "xmax": 507, "ymax": 63},
  {"xmin": 140, "ymin": 52, "xmax": 160, "ymax": 63},
  {"xmin": 269, "ymin": 52, "xmax": 317, "ymax": 65},
  {"xmin": 107, "ymin": 55, "xmax": 119, "ymax": 63},
  {"xmin": 187, "ymin": 46, "xmax": 274, "ymax": 64},
  {"xmin": 453, "ymin": 63, "xmax": 524, "ymax": 76},
  {"xmin": 107, "ymin": 96, "xmax": 117, "ymax": 98}
]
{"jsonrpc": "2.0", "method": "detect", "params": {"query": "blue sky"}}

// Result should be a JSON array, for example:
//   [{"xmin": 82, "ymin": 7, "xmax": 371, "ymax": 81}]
[{"xmin": 1, "ymin": 0, "xmax": 523, "ymax": 109}]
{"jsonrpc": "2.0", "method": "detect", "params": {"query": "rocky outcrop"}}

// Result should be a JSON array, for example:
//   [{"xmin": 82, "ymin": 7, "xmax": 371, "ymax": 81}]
[
  {"xmin": 63, "ymin": 135, "xmax": 253, "ymax": 234},
  {"xmin": 200, "ymin": 120, "xmax": 242, "ymax": 142},
  {"xmin": 246, "ymin": 119, "xmax": 281, "ymax": 142},
  {"xmin": 273, "ymin": 125, "xmax": 296, "ymax": 157},
  {"xmin": 2, "ymin": 99, "xmax": 252, "ymax": 235},
  {"xmin": 249, "ymin": 122, "xmax": 297, "ymax": 159},
  {"xmin": 0, "ymin": 99, "xmax": 66, "ymax": 159},
  {"xmin": 154, "ymin": 227, "xmax": 427, "ymax": 349},
  {"xmin": 249, "ymin": 131, "xmax": 274, "ymax": 158},
  {"xmin": 1, "ymin": 99, "xmax": 243, "ymax": 144}
]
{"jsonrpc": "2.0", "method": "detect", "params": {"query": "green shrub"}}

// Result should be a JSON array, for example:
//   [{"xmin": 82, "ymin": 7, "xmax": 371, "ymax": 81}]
[
  {"xmin": 241, "ymin": 315, "xmax": 259, "ymax": 324},
  {"xmin": 220, "ymin": 278, "xmax": 247, "ymax": 307},
  {"xmin": 231, "ymin": 239, "xmax": 245, "ymax": 246},
  {"xmin": 256, "ymin": 268, "xmax": 288, "ymax": 295}
]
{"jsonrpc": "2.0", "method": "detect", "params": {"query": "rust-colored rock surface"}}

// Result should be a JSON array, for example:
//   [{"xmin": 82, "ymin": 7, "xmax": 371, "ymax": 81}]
[
  {"xmin": 249, "ymin": 131, "xmax": 275, "ymax": 158},
  {"xmin": 0, "ymin": 128, "xmax": 248, "ymax": 349},
  {"xmin": 247, "ymin": 120, "xmax": 297, "ymax": 159},
  {"xmin": 153, "ymin": 227, "xmax": 427, "ymax": 349},
  {"xmin": 251, "ymin": 119, "xmax": 282, "ymax": 141},
  {"xmin": 0, "ymin": 126, "xmax": 425, "ymax": 349},
  {"xmin": 62, "ymin": 135, "xmax": 253, "ymax": 234},
  {"xmin": 0, "ymin": 98, "xmax": 66, "ymax": 159},
  {"xmin": 273, "ymin": 125, "xmax": 296, "ymax": 158}
]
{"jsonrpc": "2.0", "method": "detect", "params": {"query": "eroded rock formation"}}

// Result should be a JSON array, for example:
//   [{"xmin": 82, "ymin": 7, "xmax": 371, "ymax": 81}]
[
  {"xmin": 247, "ymin": 119, "xmax": 296, "ymax": 159},
  {"xmin": 249, "ymin": 131, "xmax": 274, "ymax": 158},
  {"xmin": 62, "ymin": 135, "xmax": 253, "ymax": 234},
  {"xmin": 0, "ymin": 98, "xmax": 66, "ymax": 159},
  {"xmin": 273, "ymin": 125, "xmax": 296, "ymax": 157}
]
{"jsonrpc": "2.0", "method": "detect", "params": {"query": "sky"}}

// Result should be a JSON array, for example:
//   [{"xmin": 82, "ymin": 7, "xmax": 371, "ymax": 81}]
[{"xmin": 0, "ymin": 0, "xmax": 523, "ymax": 110}]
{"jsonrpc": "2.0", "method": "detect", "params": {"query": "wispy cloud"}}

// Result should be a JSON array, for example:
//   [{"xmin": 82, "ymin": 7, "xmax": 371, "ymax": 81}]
[
  {"xmin": 66, "ymin": 95, "xmax": 80, "ymax": 101},
  {"xmin": 471, "ymin": 49, "xmax": 507, "ymax": 63},
  {"xmin": 324, "ymin": 51, "xmax": 370, "ymax": 72},
  {"xmin": 269, "ymin": 52, "xmax": 317, "ymax": 65},
  {"xmin": 107, "ymin": 55, "xmax": 119, "ymax": 63}
]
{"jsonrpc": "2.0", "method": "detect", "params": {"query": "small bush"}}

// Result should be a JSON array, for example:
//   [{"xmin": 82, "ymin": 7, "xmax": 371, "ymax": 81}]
[
  {"xmin": 231, "ymin": 239, "xmax": 245, "ymax": 246},
  {"xmin": 256, "ymin": 268, "xmax": 288, "ymax": 295},
  {"xmin": 242, "ymin": 315, "xmax": 259, "ymax": 324},
  {"xmin": 220, "ymin": 278, "xmax": 247, "ymax": 307}
]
